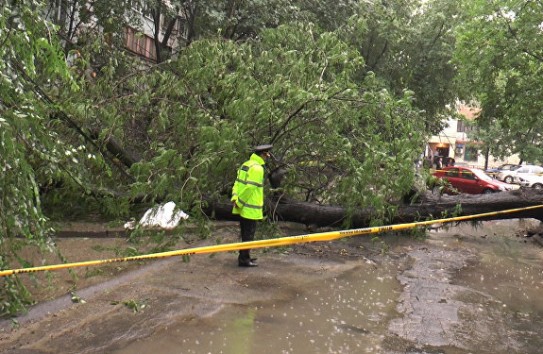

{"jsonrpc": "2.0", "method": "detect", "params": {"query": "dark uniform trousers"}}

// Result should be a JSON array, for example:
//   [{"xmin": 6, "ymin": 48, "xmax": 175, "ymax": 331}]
[{"xmin": 239, "ymin": 217, "xmax": 257, "ymax": 263}]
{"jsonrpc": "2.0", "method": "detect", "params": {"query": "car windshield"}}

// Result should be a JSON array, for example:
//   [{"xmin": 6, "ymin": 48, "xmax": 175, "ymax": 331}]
[
  {"xmin": 472, "ymin": 169, "xmax": 494, "ymax": 182},
  {"xmin": 505, "ymin": 164, "xmax": 521, "ymax": 171}
]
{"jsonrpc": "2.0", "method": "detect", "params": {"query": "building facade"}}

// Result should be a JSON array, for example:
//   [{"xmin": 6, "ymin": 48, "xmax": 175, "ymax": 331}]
[
  {"xmin": 426, "ymin": 104, "xmax": 520, "ymax": 169},
  {"xmin": 46, "ymin": 0, "xmax": 184, "ymax": 64}
]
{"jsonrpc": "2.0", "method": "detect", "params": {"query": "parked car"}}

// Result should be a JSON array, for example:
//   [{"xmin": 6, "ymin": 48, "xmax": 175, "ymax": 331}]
[
  {"xmin": 433, "ymin": 166, "xmax": 519, "ymax": 194},
  {"xmin": 517, "ymin": 174, "xmax": 543, "ymax": 189},
  {"xmin": 496, "ymin": 164, "xmax": 543, "ymax": 184},
  {"xmin": 485, "ymin": 163, "xmax": 521, "ymax": 178}
]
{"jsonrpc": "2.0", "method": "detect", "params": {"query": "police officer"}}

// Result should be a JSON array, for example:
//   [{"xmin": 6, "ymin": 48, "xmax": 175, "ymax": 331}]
[{"xmin": 231, "ymin": 144, "xmax": 273, "ymax": 267}]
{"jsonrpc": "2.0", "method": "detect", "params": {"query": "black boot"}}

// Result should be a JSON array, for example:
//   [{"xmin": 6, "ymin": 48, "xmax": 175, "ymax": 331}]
[{"xmin": 238, "ymin": 260, "xmax": 258, "ymax": 267}]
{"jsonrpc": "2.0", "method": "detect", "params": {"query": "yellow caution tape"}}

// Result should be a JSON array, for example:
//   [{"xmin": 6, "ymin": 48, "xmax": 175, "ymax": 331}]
[{"xmin": 1, "ymin": 204, "xmax": 542, "ymax": 277}]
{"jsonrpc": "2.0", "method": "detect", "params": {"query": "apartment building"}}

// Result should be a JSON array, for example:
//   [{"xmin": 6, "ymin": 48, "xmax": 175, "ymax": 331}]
[
  {"xmin": 46, "ymin": 0, "xmax": 184, "ymax": 63},
  {"xmin": 123, "ymin": 0, "xmax": 183, "ymax": 62},
  {"xmin": 426, "ymin": 104, "xmax": 520, "ymax": 169}
]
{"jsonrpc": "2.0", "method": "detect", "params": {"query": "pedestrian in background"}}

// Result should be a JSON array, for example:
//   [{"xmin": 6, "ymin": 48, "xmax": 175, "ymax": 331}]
[
  {"xmin": 231, "ymin": 144, "xmax": 273, "ymax": 267},
  {"xmin": 435, "ymin": 157, "xmax": 442, "ymax": 170}
]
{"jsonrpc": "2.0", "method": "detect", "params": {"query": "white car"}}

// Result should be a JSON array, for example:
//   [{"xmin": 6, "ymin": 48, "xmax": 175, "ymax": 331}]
[
  {"xmin": 496, "ymin": 164, "xmax": 543, "ymax": 184},
  {"xmin": 517, "ymin": 174, "xmax": 543, "ymax": 189}
]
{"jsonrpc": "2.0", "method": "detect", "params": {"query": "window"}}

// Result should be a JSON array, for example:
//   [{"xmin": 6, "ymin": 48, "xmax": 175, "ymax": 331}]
[
  {"xmin": 124, "ymin": 27, "xmax": 157, "ymax": 61},
  {"xmin": 464, "ymin": 145, "xmax": 478, "ymax": 162},
  {"xmin": 130, "ymin": 0, "xmax": 152, "ymax": 18},
  {"xmin": 461, "ymin": 170, "xmax": 476, "ymax": 180},
  {"xmin": 446, "ymin": 168, "xmax": 459, "ymax": 177},
  {"xmin": 457, "ymin": 120, "xmax": 474, "ymax": 133}
]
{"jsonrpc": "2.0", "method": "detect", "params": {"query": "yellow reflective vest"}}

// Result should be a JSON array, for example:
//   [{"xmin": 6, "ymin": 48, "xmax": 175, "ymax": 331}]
[{"xmin": 231, "ymin": 153, "xmax": 265, "ymax": 220}]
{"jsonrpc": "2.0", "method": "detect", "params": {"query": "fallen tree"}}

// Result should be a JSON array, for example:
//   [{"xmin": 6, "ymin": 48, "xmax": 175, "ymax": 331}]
[
  {"xmin": 50, "ymin": 125, "xmax": 543, "ymax": 228},
  {"xmin": 205, "ymin": 188, "xmax": 543, "ymax": 228}
]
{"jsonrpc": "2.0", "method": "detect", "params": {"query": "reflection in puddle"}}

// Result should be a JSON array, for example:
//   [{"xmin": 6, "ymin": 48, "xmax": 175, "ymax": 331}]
[
  {"xmin": 443, "ymin": 220, "xmax": 543, "ymax": 314},
  {"xmin": 114, "ymin": 220, "xmax": 543, "ymax": 354},
  {"xmin": 115, "ymin": 261, "xmax": 402, "ymax": 354},
  {"xmin": 250, "ymin": 268, "xmax": 401, "ymax": 354},
  {"xmin": 434, "ymin": 219, "xmax": 543, "ymax": 353}
]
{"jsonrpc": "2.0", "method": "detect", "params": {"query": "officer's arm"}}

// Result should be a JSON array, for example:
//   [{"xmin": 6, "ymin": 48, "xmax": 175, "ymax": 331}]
[{"xmin": 231, "ymin": 169, "xmax": 241, "ymax": 205}]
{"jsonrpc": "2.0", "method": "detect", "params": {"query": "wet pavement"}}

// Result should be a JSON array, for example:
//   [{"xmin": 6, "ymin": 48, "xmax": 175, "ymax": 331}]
[{"xmin": 1, "ymin": 219, "xmax": 542, "ymax": 354}]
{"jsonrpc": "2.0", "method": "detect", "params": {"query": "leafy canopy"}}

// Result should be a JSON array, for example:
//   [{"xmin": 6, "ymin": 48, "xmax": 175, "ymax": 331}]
[
  {"xmin": 455, "ymin": 0, "xmax": 543, "ymax": 163},
  {"xmin": 0, "ymin": 0, "xmax": 77, "ymax": 316},
  {"xmin": 0, "ymin": 0, "xmax": 465, "ymax": 316}
]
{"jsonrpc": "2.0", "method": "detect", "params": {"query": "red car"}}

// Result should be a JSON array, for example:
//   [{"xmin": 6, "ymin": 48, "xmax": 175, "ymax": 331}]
[{"xmin": 433, "ymin": 166, "xmax": 518, "ymax": 194}]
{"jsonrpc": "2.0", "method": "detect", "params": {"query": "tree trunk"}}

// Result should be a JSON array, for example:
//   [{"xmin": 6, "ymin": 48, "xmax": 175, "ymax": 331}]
[
  {"xmin": 88, "ymin": 128, "xmax": 138, "ymax": 168},
  {"xmin": 205, "ymin": 189, "xmax": 543, "ymax": 228},
  {"xmin": 71, "ymin": 128, "xmax": 543, "ymax": 228}
]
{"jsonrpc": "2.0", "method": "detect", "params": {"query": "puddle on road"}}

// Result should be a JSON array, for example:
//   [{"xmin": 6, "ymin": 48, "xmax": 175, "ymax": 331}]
[
  {"xmin": 427, "ymin": 219, "xmax": 543, "ymax": 353},
  {"xmin": 434, "ymin": 219, "xmax": 543, "ymax": 313},
  {"xmin": 114, "ymin": 259, "xmax": 403, "ymax": 354},
  {"xmin": 114, "ymin": 219, "xmax": 543, "ymax": 354}
]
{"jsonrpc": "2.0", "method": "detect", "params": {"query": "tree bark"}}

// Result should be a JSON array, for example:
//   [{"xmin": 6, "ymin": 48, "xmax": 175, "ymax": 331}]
[
  {"xmin": 205, "ymin": 188, "xmax": 543, "ymax": 228},
  {"xmin": 88, "ymin": 128, "xmax": 138, "ymax": 168}
]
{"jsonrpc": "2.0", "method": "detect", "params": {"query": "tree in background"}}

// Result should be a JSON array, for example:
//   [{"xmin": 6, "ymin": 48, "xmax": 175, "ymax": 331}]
[
  {"xmin": 455, "ymin": 0, "xmax": 543, "ymax": 164},
  {"xmin": 339, "ymin": 0, "xmax": 462, "ymax": 134}
]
